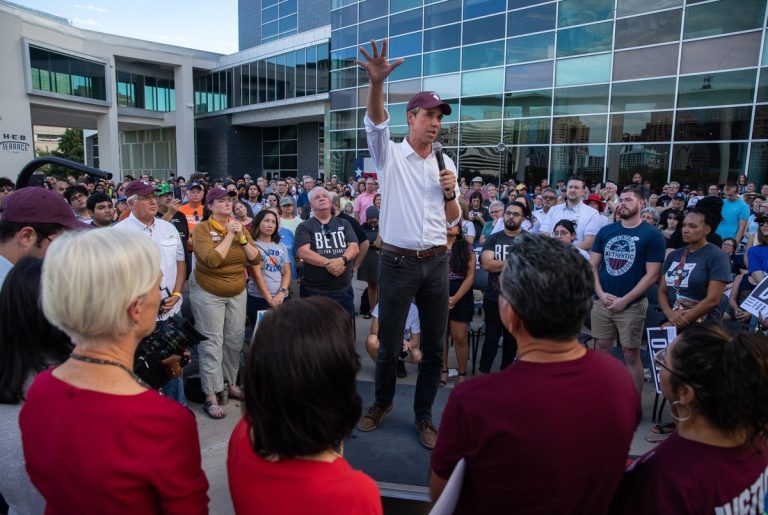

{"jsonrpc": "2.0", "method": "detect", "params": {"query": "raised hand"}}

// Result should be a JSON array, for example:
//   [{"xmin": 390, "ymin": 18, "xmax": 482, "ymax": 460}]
[{"xmin": 357, "ymin": 39, "xmax": 404, "ymax": 84}]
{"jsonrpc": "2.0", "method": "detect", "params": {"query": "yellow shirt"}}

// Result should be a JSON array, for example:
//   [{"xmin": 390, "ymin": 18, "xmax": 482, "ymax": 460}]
[{"xmin": 192, "ymin": 219, "xmax": 260, "ymax": 297}]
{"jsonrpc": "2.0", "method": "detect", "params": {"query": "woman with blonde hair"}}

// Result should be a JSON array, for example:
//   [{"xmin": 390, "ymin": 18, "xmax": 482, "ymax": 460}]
[{"xmin": 20, "ymin": 229, "xmax": 209, "ymax": 514}]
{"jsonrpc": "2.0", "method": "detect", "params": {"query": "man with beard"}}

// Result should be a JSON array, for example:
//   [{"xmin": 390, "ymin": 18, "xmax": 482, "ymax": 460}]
[
  {"xmin": 589, "ymin": 187, "xmax": 665, "ymax": 395},
  {"xmin": 478, "ymin": 202, "xmax": 528, "ymax": 373}
]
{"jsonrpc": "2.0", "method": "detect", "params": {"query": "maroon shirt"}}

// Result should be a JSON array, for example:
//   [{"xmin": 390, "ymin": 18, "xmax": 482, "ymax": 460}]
[
  {"xmin": 20, "ymin": 369, "xmax": 209, "ymax": 515},
  {"xmin": 432, "ymin": 350, "xmax": 640, "ymax": 514},
  {"xmin": 610, "ymin": 432, "xmax": 768, "ymax": 514}
]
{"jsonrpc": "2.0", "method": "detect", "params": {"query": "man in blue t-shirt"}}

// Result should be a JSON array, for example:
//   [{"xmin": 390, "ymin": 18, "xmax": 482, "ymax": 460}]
[
  {"xmin": 716, "ymin": 184, "xmax": 750, "ymax": 242},
  {"xmin": 590, "ymin": 187, "xmax": 666, "ymax": 395}
]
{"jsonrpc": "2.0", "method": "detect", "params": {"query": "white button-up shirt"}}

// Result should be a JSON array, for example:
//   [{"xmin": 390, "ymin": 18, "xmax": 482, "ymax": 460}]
[
  {"xmin": 538, "ymin": 202, "xmax": 602, "ymax": 244},
  {"xmin": 364, "ymin": 112, "xmax": 460, "ymax": 250},
  {"xmin": 115, "ymin": 213, "xmax": 185, "ymax": 320}
]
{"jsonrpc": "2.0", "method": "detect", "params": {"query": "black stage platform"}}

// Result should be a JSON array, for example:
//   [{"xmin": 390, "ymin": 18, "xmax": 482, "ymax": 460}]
[{"xmin": 345, "ymin": 381, "xmax": 451, "ymax": 501}]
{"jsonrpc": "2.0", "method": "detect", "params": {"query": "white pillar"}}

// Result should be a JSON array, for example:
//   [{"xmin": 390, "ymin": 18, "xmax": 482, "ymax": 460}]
[
  {"xmin": 97, "ymin": 55, "xmax": 120, "ymax": 180},
  {"xmin": 174, "ymin": 64, "xmax": 196, "ymax": 177}
]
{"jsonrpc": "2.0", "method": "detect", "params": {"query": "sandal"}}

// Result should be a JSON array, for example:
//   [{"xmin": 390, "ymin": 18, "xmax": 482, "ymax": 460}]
[
  {"xmin": 227, "ymin": 383, "xmax": 245, "ymax": 401},
  {"xmin": 203, "ymin": 400, "xmax": 226, "ymax": 419},
  {"xmin": 439, "ymin": 369, "xmax": 448, "ymax": 388},
  {"xmin": 645, "ymin": 421, "xmax": 675, "ymax": 443}
]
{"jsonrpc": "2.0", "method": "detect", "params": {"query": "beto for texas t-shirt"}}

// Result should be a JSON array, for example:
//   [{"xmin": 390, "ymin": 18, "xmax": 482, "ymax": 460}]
[{"xmin": 295, "ymin": 216, "xmax": 358, "ymax": 291}]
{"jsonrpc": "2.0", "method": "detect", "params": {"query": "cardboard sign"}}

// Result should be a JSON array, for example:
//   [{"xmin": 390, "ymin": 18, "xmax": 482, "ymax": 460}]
[
  {"xmin": 740, "ymin": 276, "xmax": 768, "ymax": 318},
  {"xmin": 646, "ymin": 326, "xmax": 677, "ymax": 394}
]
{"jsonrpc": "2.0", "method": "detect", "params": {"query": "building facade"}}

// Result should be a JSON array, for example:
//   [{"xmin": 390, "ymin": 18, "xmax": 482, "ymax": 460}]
[
  {"xmin": 4, "ymin": 0, "xmax": 768, "ymax": 190},
  {"xmin": 327, "ymin": 0, "xmax": 768, "ymax": 188}
]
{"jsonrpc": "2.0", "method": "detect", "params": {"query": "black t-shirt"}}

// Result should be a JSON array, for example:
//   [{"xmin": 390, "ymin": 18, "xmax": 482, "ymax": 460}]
[
  {"xmin": 481, "ymin": 230, "xmax": 519, "ymax": 300},
  {"xmin": 295, "ymin": 216, "xmax": 358, "ymax": 291},
  {"xmin": 338, "ymin": 212, "xmax": 367, "ymax": 246},
  {"xmin": 657, "ymin": 195, "xmax": 673, "ymax": 208}
]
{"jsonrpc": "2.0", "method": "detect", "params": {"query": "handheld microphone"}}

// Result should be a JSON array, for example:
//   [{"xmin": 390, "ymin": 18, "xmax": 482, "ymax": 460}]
[{"xmin": 432, "ymin": 142, "xmax": 446, "ymax": 171}]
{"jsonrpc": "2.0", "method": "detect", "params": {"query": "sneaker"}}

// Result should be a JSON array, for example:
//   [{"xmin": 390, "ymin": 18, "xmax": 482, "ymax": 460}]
[
  {"xmin": 415, "ymin": 419, "xmax": 438, "ymax": 449},
  {"xmin": 357, "ymin": 403, "xmax": 393, "ymax": 432},
  {"xmin": 397, "ymin": 360, "xmax": 407, "ymax": 378}
]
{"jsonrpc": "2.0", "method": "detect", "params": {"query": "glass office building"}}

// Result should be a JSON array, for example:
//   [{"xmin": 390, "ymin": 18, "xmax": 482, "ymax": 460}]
[{"xmin": 328, "ymin": 0, "xmax": 768, "ymax": 188}]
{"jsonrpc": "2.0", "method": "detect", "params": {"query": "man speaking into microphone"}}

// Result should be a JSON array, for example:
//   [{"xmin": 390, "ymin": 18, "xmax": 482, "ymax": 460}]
[{"xmin": 356, "ymin": 38, "xmax": 460, "ymax": 449}]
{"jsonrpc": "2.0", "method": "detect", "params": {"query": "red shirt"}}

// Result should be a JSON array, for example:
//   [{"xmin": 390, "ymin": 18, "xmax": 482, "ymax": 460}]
[
  {"xmin": 610, "ymin": 432, "xmax": 768, "ymax": 514},
  {"xmin": 431, "ymin": 350, "xmax": 640, "ymax": 514},
  {"xmin": 227, "ymin": 417, "xmax": 382, "ymax": 515},
  {"xmin": 19, "ymin": 370, "xmax": 209, "ymax": 515}
]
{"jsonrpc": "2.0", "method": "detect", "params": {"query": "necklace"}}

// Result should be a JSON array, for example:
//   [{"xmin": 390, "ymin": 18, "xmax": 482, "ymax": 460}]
[{"xmin": 69, "ymin": 353, "xmax": 150, "ymax": 389}]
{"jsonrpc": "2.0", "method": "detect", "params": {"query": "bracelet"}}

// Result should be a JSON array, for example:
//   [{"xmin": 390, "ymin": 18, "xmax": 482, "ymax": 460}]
[
  {"xmin": 172, "ymin": 291, "xmax": 182, "ymax": 299},
  {"xmin": 239, "ymin": 237, "xmax": 248, "ymax": 245},
  {"xmin": 444, "ymin": 191, "xmax": 457, "ymax": 201}
]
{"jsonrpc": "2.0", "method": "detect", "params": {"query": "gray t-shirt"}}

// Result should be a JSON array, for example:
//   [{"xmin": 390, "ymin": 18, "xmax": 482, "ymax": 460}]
[
  {"xmin": 247, "ymin": 240, "xmax": 289, "ymax": 299},
  {"xmin": 662, "ymin": 243, "xmax": 731, "ymax": 323}
]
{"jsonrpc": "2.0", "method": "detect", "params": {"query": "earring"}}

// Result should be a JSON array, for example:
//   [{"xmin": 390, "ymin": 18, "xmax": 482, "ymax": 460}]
[{"xmin": 671, "ymin": 400, "xmax": 692, "ymax": 423}]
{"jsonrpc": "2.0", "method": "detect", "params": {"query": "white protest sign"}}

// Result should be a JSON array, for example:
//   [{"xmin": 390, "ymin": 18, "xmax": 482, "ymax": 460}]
[
  {"xmin": 740, "ymin": 276, "xmax": 768, "ymax": 319},
  {"xmin": 646, "ymin": 326, "xmax": 677, "ymax": 394}
]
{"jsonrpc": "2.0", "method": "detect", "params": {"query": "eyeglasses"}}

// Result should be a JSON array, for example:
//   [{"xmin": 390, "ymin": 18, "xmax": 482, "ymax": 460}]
[
  {"xmin": 0, "ymin": 187, "xmax": 13, "ymax": 193},
  {"xmin": 505, "ymin": 212, "xmax": 524, "ymax": 218},
  {"xmin": 757, "ymin": 218, "xmax": 768, "ymax": 226},
  {"xmin": 543, "ymin": 195, "xmax": 557, "ymax": 201},
  {"xmin": 653, "ymin": 348, "xmax": 688, "ymax": 383}
]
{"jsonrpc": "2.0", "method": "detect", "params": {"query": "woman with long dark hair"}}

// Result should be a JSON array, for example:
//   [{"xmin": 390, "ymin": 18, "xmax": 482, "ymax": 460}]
[
  {"xmin": 441, "ymin": 222, "xmax": 476, "ymax": 386},
  {"xmin": 0, "ymin": 258, "xmax": 72, "ymax": 514},
  {"xmin": 246, "ymin": 209, "xmax": 291, "ymax": 319},
  {"xmin": 228, "ymin": 298, "xmax": 381, "ymax": 514},
  {"xmin": 610, "ymin": 325, "xmax": 768, "ymax": 514}
]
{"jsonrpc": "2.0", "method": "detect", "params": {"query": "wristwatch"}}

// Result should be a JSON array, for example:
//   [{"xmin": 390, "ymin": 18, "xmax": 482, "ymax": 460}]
[
  {"xmin": 341, "ymin": 255, "xmax": 350, "ymax": 266},
  {"xmin": 278, "ymin": 287, "xmax": 288, "ymax": 295}
]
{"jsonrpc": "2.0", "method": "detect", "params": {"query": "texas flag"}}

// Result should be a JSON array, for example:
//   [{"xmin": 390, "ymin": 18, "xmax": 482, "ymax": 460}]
[{"xmin": 352, "ymin": 157, "xmax": 378, "ymax": 180}]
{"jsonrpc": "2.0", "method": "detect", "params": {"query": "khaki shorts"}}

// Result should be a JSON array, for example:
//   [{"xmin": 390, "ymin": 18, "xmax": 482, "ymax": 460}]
[{"xmin": 590, "ymin": 297, "xmax": 648, "ymax": 349}]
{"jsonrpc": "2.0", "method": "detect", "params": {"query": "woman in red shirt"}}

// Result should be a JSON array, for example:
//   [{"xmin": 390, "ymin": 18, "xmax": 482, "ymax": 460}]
[
  {"xmin": 228, "ymin": 297, "xmax": 381, "ymax": 515},
  {"xmin": 20, "ymin": 229, "xmax": 209, "ymax": 515}
]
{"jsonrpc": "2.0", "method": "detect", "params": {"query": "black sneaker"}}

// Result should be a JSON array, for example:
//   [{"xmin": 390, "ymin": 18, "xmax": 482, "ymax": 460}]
[{"xmin": 397, "ymin": 360, "xmax": 407, "ymax": 378}]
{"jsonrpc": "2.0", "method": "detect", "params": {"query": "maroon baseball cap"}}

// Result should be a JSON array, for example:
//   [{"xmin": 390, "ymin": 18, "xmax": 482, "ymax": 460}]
[
  {"xmin": 1, "ymin": 187, "xmax": 91, "ymax": 230},
  {"xmin": 406, "ymin": 91, "xmax": 452, "ymax": 115},
  {"xmin": 124, "ymin": 181, "xmax": 155, "ymax": 197},
  {"xmin": 206, "ymin": 188, "xmax": 236, "ymax": 203}
]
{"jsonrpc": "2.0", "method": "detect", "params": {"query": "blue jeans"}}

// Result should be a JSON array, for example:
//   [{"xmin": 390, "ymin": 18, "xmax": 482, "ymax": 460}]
[
  {"xmin": 161, "ymin": 377, "xmax": 187, "ymax": 406},
  {"xmin": 478, "ymin": 297, "xmax": 517, "ymax": 373},
  {"xmin": 375, "ymin": 250, "xmax": 448, "ymax": 421},
  {"xmin": 299, "ymin": 284, "xmax": 355, "ymax": 318}
]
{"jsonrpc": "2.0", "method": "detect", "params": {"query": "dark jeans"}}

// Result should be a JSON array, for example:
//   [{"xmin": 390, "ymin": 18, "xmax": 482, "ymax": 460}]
[
  {"xmin": 299, "ymin": 283, "xmax": 355, "ymax": 318},
  {"xmin": 478, "ymin": 297, "xmax": 517, "ymax": 373},
  {"xmin": 375, "ymin": 249, "xmax": 448, "ymax": 421}
]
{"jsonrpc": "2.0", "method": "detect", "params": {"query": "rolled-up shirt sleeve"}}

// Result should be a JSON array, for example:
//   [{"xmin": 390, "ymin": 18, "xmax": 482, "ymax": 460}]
[{"xmin": 364, "ymin": 112, "xmax": 391, "ymax": 173}]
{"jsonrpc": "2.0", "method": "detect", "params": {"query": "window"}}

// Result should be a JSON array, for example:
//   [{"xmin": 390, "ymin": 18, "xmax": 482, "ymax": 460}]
[
  {"xmin": 463, "ymin": 41, "xmax": 506, "ymax": 70},
  {"xmin": 554, "ymin": 84, "xmax": 610, "ymax": 115},
  {"xmin": 502, "ymin": 118, "xmax": 551, "ymax": 144},
  {"xmin": 617, "ymin": 0, "xmax": 680, "ymax": 17},
  {"xmin": 611, "ymin": 77, "xmax": 676, "ymax": 111},
  {"xmin": 504, "ymin": 89, "xmax": 552, "ymax": 117},
  {"xmin": 680, "ymin": 32, "xmax": 762, "ymax": 74},
  {"xmin": 424, "ymin": 49, "xmax": 461, "ymax": 76},
  {"xmin": 551, "ymin": 145, "xmax": 607, "ymax": 185},
  {"xmin": 507, "ymin": 32, "xmax": 555, "ymax": 65},
  {"xmin": 424, "ymin": 24, "xmax": 461, "ymax": 52},
  {"xmin": 390, "ymin": 8, "xmax": 422, "ymax": 36},
  {"xmin": 671, "ymin": 142, "xmax": 746, "ymax": 185},
  {"xmin": 463, "ymin": 14, "xmax": 506, "ymax": 45},
  {"xmin": 557, "ymin": 22, "xmax": 613, "ymax": 58},
  {"xmin": 28, "ymin": 45, "xmax": 107, "ymax": 101},
  {"xmin": 556, "ymin": 54, "xmax": 611, "ymax": 87},
  {"xmin": 507, "ymin": 4, "xmax": 556, "ymax": 37},
  {"xmin": 552, "ymin": 115, "xmax": 608, "ymax": 144},
  {"xmin": 460, "ymin": 95, "xmax": 504, "ymax": 121},
  {"xmin": 615, "ymin": 10, "xmax": 681, "ymax": 50},
  {"xmin": 612, "ymin": 44, "xmax": 679, "ymax": 81},
  {"xmin": 505, "ymin": 61, "xmax": 554, "ymax": 91},
  {"xmin": 606, "ymin": 144, "xmax": 670, "ymax": 187},
  {"xmin": 609, "ymin": 112, "xmax": 673, "ymax": 142},
  {"xmin": 462, "ymin": 68, "xmax": 505, "ymax": 96},
  {"xmin": 683, "ymin": 0, "xmax": 765, "ymax": 39},
  {"xmin": 677, "ymin": 69, "xmax": 757, "ymax": 109},
  {"xmin": 674, "ymin": 107, "xmax": 752, "ymax": 141},
  {"xmin": 558, "ymin": 0, "xmax": 614, "ymax": 27}
]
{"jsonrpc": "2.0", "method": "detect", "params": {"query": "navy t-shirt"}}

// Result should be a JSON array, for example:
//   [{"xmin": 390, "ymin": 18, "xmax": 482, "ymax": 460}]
[
  {"xmin": 592, "ymin": 221, "xmax": 666, "ymax": 303},
  {"xmin": 481, "ymin": 230, "xmax": 519, "ymax": 301}
]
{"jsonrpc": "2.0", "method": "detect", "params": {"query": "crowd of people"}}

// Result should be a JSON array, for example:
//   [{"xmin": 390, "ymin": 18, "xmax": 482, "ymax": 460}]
[{"xmin": 0, "ymin": 38, "xmax": 766, "ymax": 514}]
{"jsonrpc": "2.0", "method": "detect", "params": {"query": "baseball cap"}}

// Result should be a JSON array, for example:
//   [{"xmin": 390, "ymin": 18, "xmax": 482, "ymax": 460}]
[
  {"xmin": 154, "ymin": 183, "xmax": 172, "ymax": 196},
  {"xmin": 206, "ymin": 188, "xmax": 236, "ymax": 203},
  {"xmin": 516, "ymin": 183, "xmax": 528, "ymax": 191},
  {"xmin": 188, "ymin": 182, "xmax": 204, "ymax": 190},
  {"xmin": 471, "ymin": 176, "xmax": 483, "ymax": 183},
  {"xmin": 279, "ymin": 196, "xmax": 295, "ymax": 206},
  {"xmin": 1, "ymin": 187, "xmax": 91, "ymax": 230},
  {"xmin": 406, "ymin": 91, "xmax": 452, "ymax": 115},
  {"xmin": 673, "ymin": 192, "xmax": 686, "ymax": 200},
  {"xmin": 124, "ymin": 181, "xmax": 155, "ymax": 198},
  {"xmin": 366, "ymin": 206, "xmax": 380, "ymax": 219}
]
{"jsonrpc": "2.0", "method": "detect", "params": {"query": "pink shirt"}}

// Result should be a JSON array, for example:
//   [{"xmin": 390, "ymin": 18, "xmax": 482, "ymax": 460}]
[{"xmin": 354, "ymin": 191, "xmax": 376, "ymax": 223}]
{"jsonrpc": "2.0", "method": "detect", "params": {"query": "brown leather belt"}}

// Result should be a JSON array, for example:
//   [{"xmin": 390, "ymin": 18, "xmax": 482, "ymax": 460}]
[{"xmin": 380, "ymin": 242, "xmax": 447, "ymax": 259}]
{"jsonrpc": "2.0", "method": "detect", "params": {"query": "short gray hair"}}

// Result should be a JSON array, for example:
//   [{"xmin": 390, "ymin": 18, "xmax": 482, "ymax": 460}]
[
  {"xmin": 41, "ymin": 228, "xmax": 160, "ymax": 344},
  {"xmin": 489, "ymin": 200, "xmax": 504, "ymax": 211},
  {"xmin": 500, "ymin": 232, "xmax": 593, "ymax": 341},
  {"xmin": 308, "ymin": 186, "xmax": 327, "ymax": 203},
  {"xmin": 641, "ymin": 207, "xmax": 660, "ymax": 224}
]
